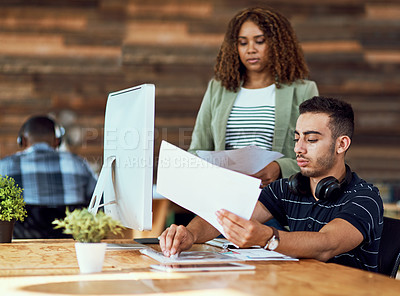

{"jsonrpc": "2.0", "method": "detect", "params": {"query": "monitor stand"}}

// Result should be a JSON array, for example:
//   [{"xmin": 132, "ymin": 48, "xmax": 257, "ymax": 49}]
[
  {"xmin": 88, "ymin": 156, "xmax": 117, "ymax": 214},
  {"xmin": 88, "ymin": 156, "xmax": 149, "ymax": 250}
]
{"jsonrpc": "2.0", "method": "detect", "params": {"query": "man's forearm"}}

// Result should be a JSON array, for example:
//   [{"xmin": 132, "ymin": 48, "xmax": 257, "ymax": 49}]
[
  {"xmin": 278, "ymin": 231, "xmax": 335, "ymax": 261},
  {"xmin": 277, "ymin": 218, "xmax": 363, "ymax": 262},
  {"xmin": 186, "ymin": 216, "xmax": 221, "ymax": 243}
]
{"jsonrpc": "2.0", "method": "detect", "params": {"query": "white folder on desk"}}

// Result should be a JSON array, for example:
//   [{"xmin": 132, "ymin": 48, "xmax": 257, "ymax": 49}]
[{"xmin": 156, "ymin": 141, "xmax": 261, "ymax": 236}]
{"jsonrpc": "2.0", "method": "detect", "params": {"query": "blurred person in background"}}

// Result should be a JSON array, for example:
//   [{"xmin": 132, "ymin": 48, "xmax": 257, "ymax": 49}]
[{"xmin": 0, "ymin": 115, "xmax": 97, "ymax": 238}]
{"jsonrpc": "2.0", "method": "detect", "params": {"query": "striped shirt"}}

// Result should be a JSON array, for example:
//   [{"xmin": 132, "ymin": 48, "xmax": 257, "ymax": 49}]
[
  {"xmin": 259, "ymin": 172, "xmax": 383, "ymax": 272},
  {"xmin": 225, "ymin": 85, "xmax": 275, "ymax": 150}
]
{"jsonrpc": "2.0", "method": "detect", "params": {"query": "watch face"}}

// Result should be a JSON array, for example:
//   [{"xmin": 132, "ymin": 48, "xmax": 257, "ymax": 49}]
[{"xmin": 268, "ymin": 238, "xmax": 279, "ymax": 251}]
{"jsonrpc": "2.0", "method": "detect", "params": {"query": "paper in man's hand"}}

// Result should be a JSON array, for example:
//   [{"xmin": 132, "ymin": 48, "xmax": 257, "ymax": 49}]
[{"xmin": 156, "ymin": 141, "xmax": 261, "ymax": 236}]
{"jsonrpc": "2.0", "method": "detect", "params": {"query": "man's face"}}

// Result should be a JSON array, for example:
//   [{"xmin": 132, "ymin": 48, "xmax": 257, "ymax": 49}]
[{"xmin": 294, "ymin": 112, "xmax": 337, "ymax": 178}]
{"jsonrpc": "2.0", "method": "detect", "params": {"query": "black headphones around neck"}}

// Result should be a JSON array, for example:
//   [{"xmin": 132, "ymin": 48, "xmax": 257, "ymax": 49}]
[
  {"xmin": 17, "ymin": 116, "xmax": 65, "ymax": 148},
  {"xmin": 288, "ymin": 164, "xmax": 352, "ymax": 201}
]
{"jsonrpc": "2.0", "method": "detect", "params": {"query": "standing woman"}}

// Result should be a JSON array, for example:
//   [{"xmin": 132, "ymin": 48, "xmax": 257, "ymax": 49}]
[{"xmin": 189, "ymin": 7, "xmax": 318, "ymax": 187}]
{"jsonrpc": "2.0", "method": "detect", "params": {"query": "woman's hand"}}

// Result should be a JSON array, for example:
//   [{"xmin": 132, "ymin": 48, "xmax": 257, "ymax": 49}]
[{"xmin": 251, "ymin": 161, "xmax": 281, "ymax": 188}]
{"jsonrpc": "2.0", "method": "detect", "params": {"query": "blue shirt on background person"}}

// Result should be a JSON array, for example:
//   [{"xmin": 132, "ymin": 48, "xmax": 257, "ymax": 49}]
[{"xmin": 0, "ymin": 143, "xmax": 97, "ymax": 206}]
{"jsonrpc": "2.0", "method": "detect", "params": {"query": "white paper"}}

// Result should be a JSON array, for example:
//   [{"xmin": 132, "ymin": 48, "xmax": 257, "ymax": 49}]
[
  {"xmin": 156, "ymin": 141, "xmax": 261, "ymax": 236},
  {"xmin": 196, "ymin": 146, "xmax": 283, "ymax": 175},
  {"xmin": 222, "ymin": 248, "xmax": 298, "ymax": 261}
]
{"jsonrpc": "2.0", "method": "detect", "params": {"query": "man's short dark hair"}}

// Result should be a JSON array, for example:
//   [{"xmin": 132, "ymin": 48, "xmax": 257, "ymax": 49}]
[
  {"xmin": 299, "ymin": 96, "xmax": 354, "ymax": 140},
  {"xmin": 22, "ymin": 116, "xmax": 56, "ymax": 139}
]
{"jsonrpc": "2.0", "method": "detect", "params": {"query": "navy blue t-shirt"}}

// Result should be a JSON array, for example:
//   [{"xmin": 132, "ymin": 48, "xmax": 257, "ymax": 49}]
[{"xmin": 259, "ymin": 172, "xmax": 383, "ymax": 272}]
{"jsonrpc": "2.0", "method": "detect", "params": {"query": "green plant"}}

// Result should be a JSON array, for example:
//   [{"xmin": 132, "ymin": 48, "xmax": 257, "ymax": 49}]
[
  {"xmin": 52, "ymin": 208, "xmax": 124, "ymax": 243},
  {"xmin": 0, "ymin": 175, "xmax": 27, "ymax": 222}
]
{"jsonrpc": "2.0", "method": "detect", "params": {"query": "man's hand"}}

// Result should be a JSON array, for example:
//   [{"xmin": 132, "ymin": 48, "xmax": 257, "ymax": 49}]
[
  {"xmin": 216, "ymin": 209, "xmax": 272, "ymax": 248},
  {"xmin": 159, "ymin": 224, "xmax": 195, "ymax": 257},
  {"xmin": 251, "ymin": 161, "xmax": 281, "ymax": 188}
]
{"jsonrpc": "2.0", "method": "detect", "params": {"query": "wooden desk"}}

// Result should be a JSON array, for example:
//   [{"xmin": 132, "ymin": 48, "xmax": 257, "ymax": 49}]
[{"xmin": 0, "ymin": 239, "xmax": 399, "ymax": 295}]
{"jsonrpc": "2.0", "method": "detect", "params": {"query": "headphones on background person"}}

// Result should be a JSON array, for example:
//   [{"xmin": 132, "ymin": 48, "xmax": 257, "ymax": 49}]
[
  {"xmin": 17, "ymin": 115, "xmax": 65, "ymax": 148},
  {"xmin": 288, "ymin": 164, "xmax": 353, "ymax": 201}
]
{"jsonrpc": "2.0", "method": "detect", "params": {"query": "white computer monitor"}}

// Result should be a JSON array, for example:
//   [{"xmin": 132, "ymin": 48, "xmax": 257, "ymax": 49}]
[{"xmin": 88, "ymin": 84, "xmax": 155, "ymax": 231}]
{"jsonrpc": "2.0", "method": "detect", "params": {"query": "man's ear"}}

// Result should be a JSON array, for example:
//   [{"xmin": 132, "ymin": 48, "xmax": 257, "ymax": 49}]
[
  {"xmin": 52, "ymin": 138, "xmax": 61, "ymax": 149},
  {"xmin": 336, "ymin": 135, "xmax": 351, "ymax": 154},
  {"xmin": 20, "ymin": 136, "xmax": 28, "ymax": 149}
]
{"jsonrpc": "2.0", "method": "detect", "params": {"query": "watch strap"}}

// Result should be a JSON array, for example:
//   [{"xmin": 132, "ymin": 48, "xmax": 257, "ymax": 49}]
[
  {"xmin": 264, "ymin": 226, "xmax": 280, "ymax": 250},
  {"xmin": 270, "ymin": 226, "xmax": 279, "ymax": 241}
]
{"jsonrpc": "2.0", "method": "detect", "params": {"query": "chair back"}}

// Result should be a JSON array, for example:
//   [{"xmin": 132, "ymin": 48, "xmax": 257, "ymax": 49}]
[{"xmin": 378, "ymin": 216, "xmax": 400, "ymax": 278}]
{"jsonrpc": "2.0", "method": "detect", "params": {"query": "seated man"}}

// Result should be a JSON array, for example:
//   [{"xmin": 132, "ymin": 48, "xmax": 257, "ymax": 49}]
[
  {"xmin": 0, "ymin": 115, "xmax": 97, "ymax": 238},
  {"xmin": 159, "ymin": 96, "xmax": 383, "ymax": 272}
]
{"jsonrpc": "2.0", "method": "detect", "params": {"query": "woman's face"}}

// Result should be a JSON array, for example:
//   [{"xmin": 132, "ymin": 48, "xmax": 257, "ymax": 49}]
[{"xmin": 237, "ymin": 20, "xmax": 269, "ymax": 74}]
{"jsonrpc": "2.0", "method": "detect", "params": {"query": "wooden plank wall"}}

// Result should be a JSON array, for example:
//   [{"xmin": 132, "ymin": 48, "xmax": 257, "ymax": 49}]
[{"xmin": 0, "ymin": 0, "xmax": 399, "ymax": 191}]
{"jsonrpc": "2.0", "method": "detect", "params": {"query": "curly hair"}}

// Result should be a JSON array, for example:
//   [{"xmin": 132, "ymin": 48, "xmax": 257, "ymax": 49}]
[{"xmin": 214, "ymin": 7, "xmax": 309, "ymax": 92}]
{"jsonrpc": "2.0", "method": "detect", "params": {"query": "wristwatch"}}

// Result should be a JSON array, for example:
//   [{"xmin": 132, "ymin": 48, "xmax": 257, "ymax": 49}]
[{"xmin": 264, "ymin": 226, "xmax": 280, "ymax": 251}]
